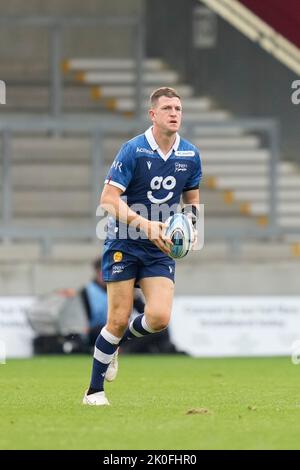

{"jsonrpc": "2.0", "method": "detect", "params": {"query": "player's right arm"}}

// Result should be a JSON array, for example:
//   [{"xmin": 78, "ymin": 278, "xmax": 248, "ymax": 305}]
[{"xmin": 100, "ymin": 184, "xmax": 171, "ymax": 254}]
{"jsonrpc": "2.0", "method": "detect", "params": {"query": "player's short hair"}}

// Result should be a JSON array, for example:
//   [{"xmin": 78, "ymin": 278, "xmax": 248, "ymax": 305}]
[{"xmin": 150, "ymin": 87, "xmax": 181, "ymax": 108}]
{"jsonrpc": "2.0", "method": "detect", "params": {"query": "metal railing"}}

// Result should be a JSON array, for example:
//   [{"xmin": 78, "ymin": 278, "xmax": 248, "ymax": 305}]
[
  {"xmin": 0, "ymin": 116, "xmax": 287, "ymax": 254},
  {"xmin": 184, "ymin": 118, "xmax": 281, "ymax": 239},
  {"xmin": 0, "ymin": 13, "xmax": 145, "ymax": 119}
]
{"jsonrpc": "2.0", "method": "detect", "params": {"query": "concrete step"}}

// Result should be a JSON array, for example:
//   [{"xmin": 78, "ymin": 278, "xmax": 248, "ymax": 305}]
[
  {"xmin": 279, "ymin": 217, "xmax": 300, "ymax": 228},
  {"xmin": 2, "ymin": 217, "xmax": 93, "ymax": 230},
  {"xmin": 197, "ymin": 242, "xmax": 300, "ymax": 262},
  {"xmin": 193, "ymin": 136, "xmax": 261, "ymax": 149},
  {"xmin": 205, "ymin": 216, "xmax": 259, "ymax": 231},
  {"xmin": 201, "ymin": 190, "xmax": 246, "ymax": 216},
  {"xmin": 202, "ymin": 149, "xmax": 270, "ymax": 163},
  {"xmin": 6, "ymin": 86, "xmax": 123, "ymax": 110},
  {"xmin": 234, "ymin": 242, "xmax": 300, "ymax": 261},
  {"xmin": 0, "ymin": 242, "xmax": 104, "ymax": 262},
  {"xmin": 210, "ymin": 175, "xmax": 300, "ymax": 190},
  {"xmin": 9, "ymin": 138, "xmax": 92, "ymax": 163},
  {"xmin": 4, "ymin": 164, "xmax": 91, "ymax": 189},
  {"xmin": 106, "ymin": 97, "xmax": 212, "ymax": 112},
  {"xmin": 186, "ymin": 125, "xmax": 248, "ymax": 136},
  {"xmin": 64, "ymin": 58, "xmax": 165, "ymax": 72},
  {"xmin": 244, "ymin": 202, "xmax": 300, "ymax": 216},
  {"xmin": 0, "ymin": 242, "xmax": 41, "ymax": 261},
  {"xmin": 232, "ymin": 189, "xmax": 300, "ymax": 202},
  {"xmin": 76, "ymin": 70, "xmax": 180, "ymax": 85},
  {"xmin": 204, "ymin": 162, "xmax": 294, "ymax": 176},
  {"xmin": 0, "ymin": 62, "xmax": 49, "ymax": 82},
  {"xmin": 90, "ymin": 84, "xmax": 194, "ymax": 99},
  {"xmin": 12, "ymin": 191, "xmax": 92, "ymax": 216}
]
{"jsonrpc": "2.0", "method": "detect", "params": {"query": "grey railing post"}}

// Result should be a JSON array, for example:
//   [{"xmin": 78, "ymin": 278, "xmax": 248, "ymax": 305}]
[
  {"xmin": 50, "ymin": 24, "xmax": 63, "ymax": 118},
  {"xmin": 135, "ymin": 0, "xmax": 145, "ymax": 120},
  {"xmin": 91, "ymin": 132, "xmax": 103, "ymax": 240},
  {"xmin": 41, "ymin": 236, "xmax": 52, "ymax": 257},
  {"xmin": 269, "ymin": 121, "xmax": 280, "ymax": 236},
  {"xmin": 2, "ymin": 131, "xmax": 13, "ymax": 236}
]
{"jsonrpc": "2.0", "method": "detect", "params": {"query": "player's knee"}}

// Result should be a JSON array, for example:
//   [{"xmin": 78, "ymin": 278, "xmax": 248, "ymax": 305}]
[
  {"xmin": 108, "ymin": 317, "xmax": 128, "ymax": 331},
  {"xmin": 107, "ymin": 310, "xmax": 131, "ymax": 335},
  {"xmin": 147, "ymin": 311, "xmax": 170, "ymax": 331}
]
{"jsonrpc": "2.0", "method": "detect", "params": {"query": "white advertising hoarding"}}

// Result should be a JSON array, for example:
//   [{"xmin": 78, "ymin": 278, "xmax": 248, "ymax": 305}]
[
  {"xmin": 169, "ymin": 297, "xmax": 300, "ymax": 357},
  {"xmin": 0, "ymin": 297, "xmax": 35, "ymax": 359},
  {"xmin": 2, "ymin": 296, "xmax": 300, "ymax": 359}
]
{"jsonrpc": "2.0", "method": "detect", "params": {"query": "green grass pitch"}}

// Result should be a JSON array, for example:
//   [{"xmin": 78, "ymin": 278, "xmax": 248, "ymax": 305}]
[{"xmin": 1, "ymin": 355, "xmax": 300, "ymax": 450}]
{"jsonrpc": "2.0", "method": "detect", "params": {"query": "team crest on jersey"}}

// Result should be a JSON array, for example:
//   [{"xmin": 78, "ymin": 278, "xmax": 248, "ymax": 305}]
[
  {"xmin": 175, "ymin": 162, "xmax": 188, "ymax": 172},
  {"xmin": 113, "ymin": 251, "xmax": 123, "ymax": 262},
  {"xmin": 146, "ymin": 161, "xmax": 152, "ymax": 170},
  {"xmin": 175, "ymin": 150, "xmax": 195, "ymax": 157}
]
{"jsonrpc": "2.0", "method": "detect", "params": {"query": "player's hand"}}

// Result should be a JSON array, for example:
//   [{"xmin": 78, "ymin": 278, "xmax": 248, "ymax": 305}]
[{"xmin": 140, "ymin": 219, "xmax": 173, "ymax": 255}]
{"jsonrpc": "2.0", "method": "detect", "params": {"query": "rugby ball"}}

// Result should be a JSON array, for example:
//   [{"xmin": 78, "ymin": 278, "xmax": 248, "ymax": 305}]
[{"xmin": 164, "ymin": 213, "xmax": 194, "ymax": 259}]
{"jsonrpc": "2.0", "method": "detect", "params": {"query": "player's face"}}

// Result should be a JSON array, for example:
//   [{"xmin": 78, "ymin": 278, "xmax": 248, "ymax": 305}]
[{"xmin": 150, "ymin": 96, "xmax": 182, "ymax": 134}]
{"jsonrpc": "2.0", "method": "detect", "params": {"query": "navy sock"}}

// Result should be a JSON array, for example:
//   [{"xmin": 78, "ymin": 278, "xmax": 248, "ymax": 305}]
[
  {"xmin": 119, "ymin": 314, "xmax": 157, "ymax": 346},
  {"xmin": 88, "ymin": 327, "xmax": 120, "ymax": 394}
]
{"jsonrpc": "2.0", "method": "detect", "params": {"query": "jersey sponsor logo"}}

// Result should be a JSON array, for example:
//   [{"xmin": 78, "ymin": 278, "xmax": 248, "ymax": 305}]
[
  {"xmin": 175, "ymin": 150, "xmax": 195, "ymax": 157},
  {"xmin": 175, "ymin": 162, "xmax": 188, "ymax": 172},
  {"xmin": 112, "ymin": 160, "xmax": 123, "ymax": 172},
  {"xmin": 113, "ymin": 251, "xmax": 123, "ymax": 262},
  {"xmin": 147, "ymin": 175, "xmax": 176, "ymax": 204},
  {"xmin": 136, "ymin": 147, "xmax": 154, "ymax": 155},
  {"xmin": 146, "ymin": 161, "xmax": 152, "ymax": 170}
]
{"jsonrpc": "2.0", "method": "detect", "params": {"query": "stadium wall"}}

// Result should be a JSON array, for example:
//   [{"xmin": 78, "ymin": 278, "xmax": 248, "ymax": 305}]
[
  {"xmin": 0, "ymin": 0, "xmax": 140, "ymax": 61},
  {"xmin": 146, "ymin": 0, "xmax": 300, "ymax": 163},
  {"xmin": 0, "ymin": 259, "xmax": 300, "ymax": 296}
]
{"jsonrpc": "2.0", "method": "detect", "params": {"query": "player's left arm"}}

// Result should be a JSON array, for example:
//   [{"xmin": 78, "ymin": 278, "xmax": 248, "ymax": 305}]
[
  {"xmin": 182, "ymin": 188, "xmax": 200, "ymax": 229},
  {"xmin": 181, "ymin": 148, "xmax": 202, "ymax": 230},
  {"xmin": 182, "ymin": 188, "xmax": 200, "ymax": 206}
]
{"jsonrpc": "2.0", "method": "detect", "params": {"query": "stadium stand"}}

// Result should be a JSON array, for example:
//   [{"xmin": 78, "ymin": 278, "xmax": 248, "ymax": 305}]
[
  {"xmin": 239, "ymin": 0, "xmax": 300, "ymax": 48},
  {"xmin": 0, "ymin": 0, "xmax": 300, "ymax": 297}
]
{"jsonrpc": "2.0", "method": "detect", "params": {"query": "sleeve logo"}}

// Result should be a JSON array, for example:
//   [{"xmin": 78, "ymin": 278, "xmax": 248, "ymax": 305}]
[{"xmin": 112, "ymin": 160, "xmax": 123, "ymax": 172}]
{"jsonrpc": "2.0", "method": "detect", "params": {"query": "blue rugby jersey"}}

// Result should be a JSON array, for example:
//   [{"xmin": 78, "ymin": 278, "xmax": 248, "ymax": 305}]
[{"xmin": 104, "ymin": 127, "xmax": 202, "ymax": 243}]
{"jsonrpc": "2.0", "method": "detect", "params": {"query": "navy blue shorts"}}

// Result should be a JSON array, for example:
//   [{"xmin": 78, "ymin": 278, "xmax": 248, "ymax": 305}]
[{"xmin": 102, "ymin": 240, "xmax": 175, "ymax": 284}]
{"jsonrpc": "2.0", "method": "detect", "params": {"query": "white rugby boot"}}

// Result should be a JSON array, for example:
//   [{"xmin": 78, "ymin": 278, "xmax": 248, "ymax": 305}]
[
  {"xmin": 105, "ymin": 349, "xmax": 119, "ymax": 382},
  {"xmin": 82, "ymin": 390, "xmax": 110, "ymax": 406}
]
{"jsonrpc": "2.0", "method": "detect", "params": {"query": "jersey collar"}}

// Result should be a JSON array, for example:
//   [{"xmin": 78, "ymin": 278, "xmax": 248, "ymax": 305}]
[{"xmin": 145, "ymin": 127, "xmax": 180, "ymax": 161}]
